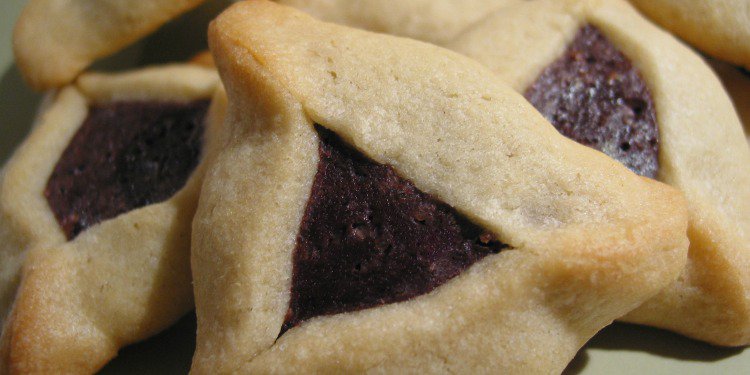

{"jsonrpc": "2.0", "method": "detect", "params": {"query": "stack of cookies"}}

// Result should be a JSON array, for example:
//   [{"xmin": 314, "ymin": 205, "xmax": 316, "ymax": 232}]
[{"xmin": 0, "ymin": 0, "xmax": 748, "ymax": 373}]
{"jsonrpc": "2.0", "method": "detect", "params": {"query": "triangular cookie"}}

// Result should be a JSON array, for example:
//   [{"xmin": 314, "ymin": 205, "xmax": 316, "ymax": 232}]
[
  {"xmin": 0, "ymin": 64, "xmax": 223, "ymax": 373},
  {"xmin": 449, "ymin": 0, "xmax": 750, "ymax": 345},
  {"xmin": 191, "ymin": 1, "xmax": 688, "ymax": 373}
]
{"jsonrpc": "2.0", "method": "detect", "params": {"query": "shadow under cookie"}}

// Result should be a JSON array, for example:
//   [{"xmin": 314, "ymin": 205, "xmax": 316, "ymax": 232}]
[{"xmin": 0, "ymin": 65, "xmax": 42, "ymax": 162}]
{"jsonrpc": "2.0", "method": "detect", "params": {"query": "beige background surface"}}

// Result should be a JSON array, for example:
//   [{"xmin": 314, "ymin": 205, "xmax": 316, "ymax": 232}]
[{"xmin": 0, "ymin": 0, "xmax": 748, "ymax": 373}]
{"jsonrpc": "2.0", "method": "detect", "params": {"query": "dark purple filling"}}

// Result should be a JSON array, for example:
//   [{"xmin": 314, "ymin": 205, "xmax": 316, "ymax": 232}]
[
  {"xmin": 525, "ymin": 25, "xmax": 659, "ymax": 178},
  {"xmin": 45, "ymin": 100, "xmax": 209, "ymax": 240},
  {"xmin": 281, "ymin": 125, "xmax": 508, "ymax": 335}
]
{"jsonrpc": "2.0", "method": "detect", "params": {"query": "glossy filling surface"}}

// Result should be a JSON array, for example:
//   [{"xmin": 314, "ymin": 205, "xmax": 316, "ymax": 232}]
[
  {"xmin": 45, "ymin": 99, "xmax": 209, "ymax": 240},
  {"xmin": 525, "ymin": 25, "xmax": 659, "ymax": 178},
  {"xmin": 282, "ymin": 126, "xmax": 508, "ymax": 334}
]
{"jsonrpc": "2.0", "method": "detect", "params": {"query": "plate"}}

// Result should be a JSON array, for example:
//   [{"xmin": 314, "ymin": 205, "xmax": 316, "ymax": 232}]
[{"xmin": 0, "ymin": 1, "xmax": 747, "ymax": 374}]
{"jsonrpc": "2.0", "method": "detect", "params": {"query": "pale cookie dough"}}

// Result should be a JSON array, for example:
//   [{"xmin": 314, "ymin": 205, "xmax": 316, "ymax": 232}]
[
  {"xmin": 628, "ymin": 0, "xmax": 750, "ymax": 70},
  {"xmin": 0, "ymin": 64, "xmax": 222, "ymax": 373},
  {"xmin": 276, "ymin": 0, "xmax": 522, "ymax": 45},
  {"xmin": 450, "ymin": 0, "xmax": 750, "ymax": 346},
  {"xmin": 13, "ymin": 0, "xmax": 208, "ymax": 90},
  {"xmin": 191, "ymin": 1, "xmax": 688, "ymax": 373}
]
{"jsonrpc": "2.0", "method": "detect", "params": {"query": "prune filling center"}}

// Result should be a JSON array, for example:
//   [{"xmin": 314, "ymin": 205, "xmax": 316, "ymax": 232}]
[
  {"xmin": 525, "ymin": 25, "xmax": 659, "ymax": 178},
  {"xmin": 281, "ymin": 125, "xmax": 508, "ymax": 335},
  {"xmin": 45, "ymin": 99, "xmax": 209, "ymax": 240}
]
